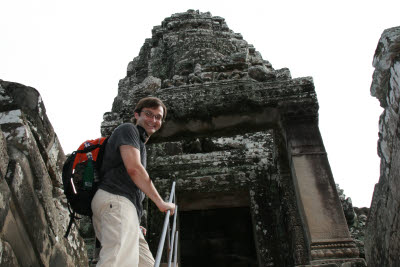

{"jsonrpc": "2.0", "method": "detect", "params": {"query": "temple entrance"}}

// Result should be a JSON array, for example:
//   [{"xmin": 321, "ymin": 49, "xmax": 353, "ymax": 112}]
[{"xmin": 178, "ymin": 192, "xmax": 258, "ymax": 267}]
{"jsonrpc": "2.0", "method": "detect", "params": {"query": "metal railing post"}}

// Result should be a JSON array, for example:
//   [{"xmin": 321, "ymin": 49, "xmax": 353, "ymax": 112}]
[
  {"xmin": 174, "ymin": 231, "xmax": 179, "ymax": 267},
  {"xmin": 167, "ymin": 205, "xmax": 178, "ymax": 267},
  {"xmin": 154, "ymin": 182, "xmax": 176, "ymax": 267}
]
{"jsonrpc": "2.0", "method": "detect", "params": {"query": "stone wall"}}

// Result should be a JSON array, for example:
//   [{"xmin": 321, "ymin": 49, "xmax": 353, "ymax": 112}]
[
  {"xmin": 365, "ymin": 26, "xmax": 400, "ymax": 267},
  {"xmin": 0, "ymin": 80, "xmax": 88, "ymax": 266}
]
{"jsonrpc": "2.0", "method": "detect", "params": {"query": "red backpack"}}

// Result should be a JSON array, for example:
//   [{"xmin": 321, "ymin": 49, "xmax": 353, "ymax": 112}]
[{"xmin": 62, "ymin": 137, "xmax": 109, "ymax": 237}]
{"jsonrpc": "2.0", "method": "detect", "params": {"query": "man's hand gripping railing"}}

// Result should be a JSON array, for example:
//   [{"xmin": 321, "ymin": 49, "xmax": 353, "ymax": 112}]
[{"xmin": 154, "ymin": 181, "xmax": 179, "ymax": 267}]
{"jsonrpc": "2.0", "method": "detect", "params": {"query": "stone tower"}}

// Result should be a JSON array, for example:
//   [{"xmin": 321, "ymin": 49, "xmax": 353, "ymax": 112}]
[{"xmin": 101, "ymin": 10, "xmax": 366, "ymax": 267}]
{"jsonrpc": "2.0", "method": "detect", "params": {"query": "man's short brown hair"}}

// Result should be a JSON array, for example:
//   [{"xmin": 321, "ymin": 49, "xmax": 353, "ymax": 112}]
[{"xmin": 133, "ymin": 97, "xmax": 167, "ymax": 123}]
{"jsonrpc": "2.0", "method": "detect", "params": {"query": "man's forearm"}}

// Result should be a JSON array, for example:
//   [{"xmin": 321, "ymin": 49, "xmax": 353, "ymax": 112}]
[
  {"xmin": 128, "ymin": 164, "xmax": 164, "ymax": 208},
  {"xmin": 120, "ymin": 145, "xmax": 174, "ymax": 213}
]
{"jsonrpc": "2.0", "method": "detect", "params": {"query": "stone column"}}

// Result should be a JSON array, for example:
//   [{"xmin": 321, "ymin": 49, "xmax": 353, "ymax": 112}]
[{"xmin": 284, "ymin": 119, "xmax": 365, "ymax": 266}]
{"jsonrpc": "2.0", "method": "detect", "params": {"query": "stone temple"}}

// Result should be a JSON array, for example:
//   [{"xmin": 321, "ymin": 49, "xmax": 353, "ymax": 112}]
[
  {"xmin": 100, "ymin": 10, "xmax": 366, "ymax": 266},
  {"xmin": 3, "ymin": 9, "xmax": 400, "ymax": 267}
]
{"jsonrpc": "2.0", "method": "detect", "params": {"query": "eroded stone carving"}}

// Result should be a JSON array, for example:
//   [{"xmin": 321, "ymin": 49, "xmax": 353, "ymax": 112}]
[
  {"xmin": 103, "ymin": 10, "xmax": 295, "ymax": 135},
  {"xmin": 0, "ymin": 80, "xmax": 88, "ymax": 266}
]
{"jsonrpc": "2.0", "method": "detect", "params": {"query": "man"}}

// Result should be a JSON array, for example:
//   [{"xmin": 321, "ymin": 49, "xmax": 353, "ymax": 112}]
[{"xmin": 91, "ymin": 97, "xmax": 175, "ymax": 267}]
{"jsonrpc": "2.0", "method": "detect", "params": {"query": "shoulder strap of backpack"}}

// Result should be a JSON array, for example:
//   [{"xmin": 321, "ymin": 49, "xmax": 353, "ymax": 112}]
[
  {"xmin": 64, "ymin": 205, "xmax": 82, "ymax": 238},
  {"xmin": 96, "ymin": 136, "xmax": 109, "ymax": 172},
  {"xmin": 64, "ymin": 212, "xmax": 75, "ymax": 238},
  {"xmin": 76, "ymin": 144, "xmax": 102, "ymax": 154}
]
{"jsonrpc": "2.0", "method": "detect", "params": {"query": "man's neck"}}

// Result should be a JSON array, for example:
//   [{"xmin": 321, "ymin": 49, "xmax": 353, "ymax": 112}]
[{"xmin": 136, "ymin": 124, "xmax": 150, "ymax": 143}]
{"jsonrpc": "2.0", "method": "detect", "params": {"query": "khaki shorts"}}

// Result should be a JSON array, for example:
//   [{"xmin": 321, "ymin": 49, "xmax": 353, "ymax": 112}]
[{"xmin": 92, "ymin": 189, "xmax": 154, "ymax": 267}]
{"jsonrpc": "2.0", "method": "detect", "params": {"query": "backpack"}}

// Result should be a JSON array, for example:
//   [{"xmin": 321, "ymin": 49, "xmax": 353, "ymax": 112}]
[{"xmin": 62, "ymin": 137, "xmax": 109, "ymax": 238}]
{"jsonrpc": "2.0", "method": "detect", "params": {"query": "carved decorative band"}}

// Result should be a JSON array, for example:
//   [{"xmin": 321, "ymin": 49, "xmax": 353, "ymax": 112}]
[
  {"xmin": 311, "ymin": 247, "xmax": 359, "ymax": 260},
  {"xmin": 311, "ymin": 242, "xmax": 356, "ymax": 249}
]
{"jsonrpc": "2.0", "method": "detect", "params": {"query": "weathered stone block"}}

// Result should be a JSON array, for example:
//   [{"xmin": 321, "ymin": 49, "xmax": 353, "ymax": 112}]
[
  {"xmin": 0, "ymin": 239, "xmax": 20, "ymax": 267},
  {"xmin": 0, "ymin": 175, "xmax": 11, "ymax": 233},
  {"xmin": 0, "ymin": 130, "xmax": 8, "ymax": 179},
  {"xmin": 248, "ymin": 65, "xmax": 277, "ymax": 82},
  {"xmin": 0, "ymin": 80, "xmax": 56, "ymax": 154},
  {"xmin": 139, "ymin": 76, "xmax": 162, "ymax": 93},
  {"xmin": 6, "ymin": 155, "xmax": 52, "ymax": 264},
  {"xmin": 46, "ymin": 134, "xmax": 66, "ymax": 187},
  {"xmin": 1, "ymin": 183, "xmax": 40, "ymax": 267}
]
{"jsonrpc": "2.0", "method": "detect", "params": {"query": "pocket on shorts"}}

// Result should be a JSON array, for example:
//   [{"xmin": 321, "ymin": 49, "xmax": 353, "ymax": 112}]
[{"xmin": 101, "ymin": 198, "xmax": 123, "ymax": 231}]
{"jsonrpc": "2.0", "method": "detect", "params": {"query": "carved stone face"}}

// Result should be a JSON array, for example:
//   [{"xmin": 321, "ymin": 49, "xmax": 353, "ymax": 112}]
[{"xmin": 134, "ymin": 106, "xmax": 164, "ymax": 136}]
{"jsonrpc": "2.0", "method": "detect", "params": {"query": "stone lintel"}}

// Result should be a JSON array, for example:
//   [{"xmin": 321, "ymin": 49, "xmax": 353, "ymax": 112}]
[
  {"xmin": 152, "ymin": 78, "xmax": 316, "ymax": 139},
  {"xmin": 153, "ymin": 107, "xmax": 279, "ymax": 141},
  {"xmin": 284, "ymin": 120, "xmax": 360, "ymax": 263},
  {"xmin": 157, "ymin": 78, "xmax": 316, "ymax": 116},
  {"xmin": 178, "ymin": 191, "xmax": 250, "ymax": 211}
]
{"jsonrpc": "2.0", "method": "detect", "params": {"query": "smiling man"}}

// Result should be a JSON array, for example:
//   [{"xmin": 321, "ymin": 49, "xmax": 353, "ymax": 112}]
[{"xmin": 91, "ymin": 97, "xmax": 176, "ymax": 267}]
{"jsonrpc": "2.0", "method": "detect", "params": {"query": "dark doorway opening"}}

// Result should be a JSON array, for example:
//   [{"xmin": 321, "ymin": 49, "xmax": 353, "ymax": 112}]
[{"xmin": 180, "ymin": 207, "xmax": 258, "ymax": 267}]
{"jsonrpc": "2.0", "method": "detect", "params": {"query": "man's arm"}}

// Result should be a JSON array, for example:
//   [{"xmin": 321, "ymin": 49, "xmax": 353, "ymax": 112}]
[{"xmin": 120, "ymin": 145, "xmax": 175, "ymax": 214}]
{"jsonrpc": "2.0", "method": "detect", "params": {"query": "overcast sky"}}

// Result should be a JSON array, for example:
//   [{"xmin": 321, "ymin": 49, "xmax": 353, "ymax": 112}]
[{"xmin": 1, "ymin": 0, "xmax": 399, "ymax": 207}]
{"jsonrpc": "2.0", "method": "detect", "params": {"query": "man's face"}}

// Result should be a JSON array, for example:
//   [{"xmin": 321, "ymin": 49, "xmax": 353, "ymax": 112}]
[{"xmin": 134, "ymin": 106, "xmax": 164, "ymax": 136}]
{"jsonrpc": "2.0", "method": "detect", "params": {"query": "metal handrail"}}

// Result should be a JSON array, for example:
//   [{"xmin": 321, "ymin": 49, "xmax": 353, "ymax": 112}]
[
  {"xmin": 173, "ymin": 231, "xmax": 178, "ymax": 267},
  {"xmin": 154, "ymin": 182, "xmax": 179, "ymax": 267},
  {"xmin": 167, "ymin": 205, "xmax": 178, "ymax": 267}
]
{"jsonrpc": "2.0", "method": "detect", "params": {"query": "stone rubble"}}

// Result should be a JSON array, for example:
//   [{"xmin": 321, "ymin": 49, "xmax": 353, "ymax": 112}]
[{"xmin": 336, "ymin": 184, "xmax": 368, "ymax": 259}]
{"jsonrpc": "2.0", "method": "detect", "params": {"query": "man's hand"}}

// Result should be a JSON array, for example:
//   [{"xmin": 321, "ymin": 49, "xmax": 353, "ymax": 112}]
[
  {"xmin": 157, "ymin": 201, "xmax": 176, "ymax": 216},
  {"xmin": 140, "ymin": 226, "xmax": 147, "ymax": 236}
]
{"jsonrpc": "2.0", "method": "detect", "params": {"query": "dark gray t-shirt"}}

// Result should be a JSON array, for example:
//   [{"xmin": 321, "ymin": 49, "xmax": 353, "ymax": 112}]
[{"xmin": 99, "ymin": 123, "xmax": 148, "ymax": 220}]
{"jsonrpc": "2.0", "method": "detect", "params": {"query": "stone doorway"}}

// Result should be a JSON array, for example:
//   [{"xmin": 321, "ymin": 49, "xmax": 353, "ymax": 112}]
[{"xmin": 178, "ymin": 192, "xmax": 258, "ymax": 267}]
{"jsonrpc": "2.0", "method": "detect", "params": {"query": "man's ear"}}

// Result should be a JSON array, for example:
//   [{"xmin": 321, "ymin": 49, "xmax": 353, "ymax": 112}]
[{"xmin": 134, "ymin": 112, "xmax": 140, "ymax": 121}]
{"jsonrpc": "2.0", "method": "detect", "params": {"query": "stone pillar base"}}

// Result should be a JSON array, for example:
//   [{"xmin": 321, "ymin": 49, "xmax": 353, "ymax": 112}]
[{"xmin": 296, "ymin": 258, "xmax": 366, "ymax": 267}]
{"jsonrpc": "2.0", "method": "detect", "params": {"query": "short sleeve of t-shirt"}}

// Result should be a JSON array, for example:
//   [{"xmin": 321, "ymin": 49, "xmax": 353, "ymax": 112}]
[
  {"xmin": 113, "ymin": 123, "xmax": 141, "ymax": 151},
  {"xmin": 101, "ymin": 123, "xmax": 143, "ymax": 174}
]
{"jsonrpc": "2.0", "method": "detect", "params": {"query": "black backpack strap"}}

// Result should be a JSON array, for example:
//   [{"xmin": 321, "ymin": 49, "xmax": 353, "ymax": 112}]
[
  {"xmin": 96, "ymin": 136, "xmax": 109, "ymax": 172},
  {"xmin": 64, "ymin": 206, "xmax": 82, "ymax": 238},
  {"xmin": 76, "ymin": 144, "xmax": 102, "ymax": 154},
  {"xmin": 64, "ymin": 212, "xmax": 75, "ymax": 238}
]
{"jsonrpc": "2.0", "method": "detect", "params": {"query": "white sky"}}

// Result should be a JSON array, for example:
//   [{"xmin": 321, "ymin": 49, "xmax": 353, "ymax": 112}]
[{"xmin": 1, "ymin": 0, "xmax": 399, "ymax": 207}]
